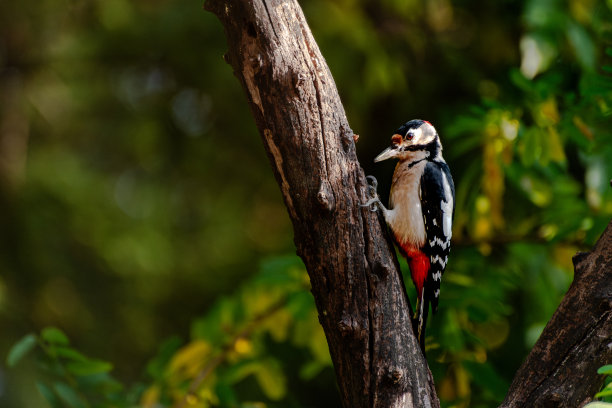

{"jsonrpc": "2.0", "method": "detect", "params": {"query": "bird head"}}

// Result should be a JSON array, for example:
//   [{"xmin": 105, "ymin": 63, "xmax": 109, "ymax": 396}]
[{"xmin": 374, "ymin": 119, "xmax": 440, "ymax": 162}]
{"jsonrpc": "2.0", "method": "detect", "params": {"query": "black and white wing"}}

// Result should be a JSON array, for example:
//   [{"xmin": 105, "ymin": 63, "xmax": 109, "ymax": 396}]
[{"xmin": 420, "ymin": 160, "xmax": 455, "ymax": 313}]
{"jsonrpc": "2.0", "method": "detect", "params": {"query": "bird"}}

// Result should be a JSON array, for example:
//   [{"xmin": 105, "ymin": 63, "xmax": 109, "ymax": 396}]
[{"xmin": 362, "ymin": 119, "xmax": 455, "ymax": 353}]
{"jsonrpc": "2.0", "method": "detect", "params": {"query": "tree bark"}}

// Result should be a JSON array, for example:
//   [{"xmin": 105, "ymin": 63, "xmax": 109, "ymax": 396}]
[
  {"xmin": 204, "ymin": 1, "xmax": 438, "ymax": 407},
  {"xmin": 205, "ymin": 1, "xmax": 612, "ymax": 407},
  {"xmin": 500, "ymin": 220, "xmax": 612, "ymax": 408}
]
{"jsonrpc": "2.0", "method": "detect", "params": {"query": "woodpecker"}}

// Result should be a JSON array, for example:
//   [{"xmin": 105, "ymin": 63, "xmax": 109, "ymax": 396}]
[{"xmin": 363, "ymin": 119, "xmax": 455, "ymax": 353}]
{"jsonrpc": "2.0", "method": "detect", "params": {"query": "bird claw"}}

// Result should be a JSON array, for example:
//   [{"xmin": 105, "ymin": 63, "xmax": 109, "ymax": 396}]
[
  {"xmin": 361, "ymin": 197, "xmax": 382, "ymax": 212},
  {"xmin": 366, "ymin": 175, "xmax": 378, "ymax": 191},
  {"xmin": 361, "ymin": 175, "xmax": 382, "ymax": 212},
  {"xmin": 365, "ymin": 175, "xmax": 378, "ymax": 198}
]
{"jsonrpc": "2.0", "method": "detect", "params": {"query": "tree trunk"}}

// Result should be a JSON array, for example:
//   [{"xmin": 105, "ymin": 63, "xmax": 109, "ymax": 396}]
[
  {"xmin": 500, "ymin": 220, "xmax": 612, "ymax": 408},
  {"xmin": 204, "ymin": 1, "xmax": 612, "ymax": 407},
  {"xmin": 204, "ymin": 1, "xmax": 437, "ymax": 407}
]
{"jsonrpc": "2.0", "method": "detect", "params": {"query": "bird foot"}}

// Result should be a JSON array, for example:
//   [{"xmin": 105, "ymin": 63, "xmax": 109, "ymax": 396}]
[{"xmin": 361, "ymin": 175, "xmax": 383, "ymax": 212}]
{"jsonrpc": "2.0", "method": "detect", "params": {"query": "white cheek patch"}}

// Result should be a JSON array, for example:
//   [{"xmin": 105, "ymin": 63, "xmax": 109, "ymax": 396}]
[
  {"xmin": 407, "ymin": 127, "xmax": 423, "ymax": 142},
  {"xmin": 421, "ymin": 123, "xmax": 438, "ymax": 144}
]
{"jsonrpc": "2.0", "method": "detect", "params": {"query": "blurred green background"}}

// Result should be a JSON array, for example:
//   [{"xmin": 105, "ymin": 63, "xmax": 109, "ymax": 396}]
[{"xmin": 1, "ymin": 0, "xmax": 611, "ymax": 407}]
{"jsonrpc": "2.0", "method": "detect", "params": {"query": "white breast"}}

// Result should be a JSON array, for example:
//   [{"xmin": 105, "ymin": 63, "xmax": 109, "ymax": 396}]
[{"xmin": 383, "ymin": 160, "xmax": 427, "ymax": 248}]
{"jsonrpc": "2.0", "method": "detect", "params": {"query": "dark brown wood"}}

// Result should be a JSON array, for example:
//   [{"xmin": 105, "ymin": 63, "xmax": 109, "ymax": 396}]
[
  {"xmin": 204, "ymin": 0, "xmax": 438, "ymax": 407},
  {"xmin": 205, "ymin": 1, "xmax": 612, "ymax": 407},
  {"xmin": 500, "ymin": 220, "xmax": 612, "ymax": 408}
]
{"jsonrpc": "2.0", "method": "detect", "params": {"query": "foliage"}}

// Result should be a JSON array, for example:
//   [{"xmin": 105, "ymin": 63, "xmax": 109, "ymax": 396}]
[
  {"xmin": 583, "ymin": 365, "xmax": 612, "ymax": 407},
  {"xmin": 595, "ymin": 365, "xmax": 612, "ymax": 402},
  {"xmin": 1, "ymin": 0, "xmax": 611, "ymax": 407},
  {"xmin": 7, "ymin": 328, "xmax": 124, "ymax": 408},
  {"xmin": 6, "ymin": 258, "xmax": 335, "ymax": 407}
]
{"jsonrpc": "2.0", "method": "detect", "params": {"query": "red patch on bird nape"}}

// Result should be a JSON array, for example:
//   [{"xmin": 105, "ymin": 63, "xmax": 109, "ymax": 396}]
[
  {"xmin": 423, "ymin": 120, "xmax": 432, "ymax": 126},
  {"xmin": 398, "ymin": 242, "xmax": 430, "ymax": 299}
]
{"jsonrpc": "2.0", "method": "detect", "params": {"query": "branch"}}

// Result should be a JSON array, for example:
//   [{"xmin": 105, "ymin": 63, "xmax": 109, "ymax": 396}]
[
  {"xmin": 500, "ymin": 219, "xmax": 612, "ymax": 408},
  {"xmin": 204, "ymin": 0, "xmax": 438, "ymax": 407}
]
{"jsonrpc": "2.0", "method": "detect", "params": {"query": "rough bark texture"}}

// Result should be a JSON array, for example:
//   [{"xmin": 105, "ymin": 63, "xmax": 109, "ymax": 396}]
[
  {"xmin": 205, "ymin": 1, "xmax": 612, "ymax": 407},
  {"xmin": 204, "ymin": 1, "xmax": 438, "ymax": 407},
  {"xmin": 500, "ymin": 220, "xmax": 612, "ymax": 408}
]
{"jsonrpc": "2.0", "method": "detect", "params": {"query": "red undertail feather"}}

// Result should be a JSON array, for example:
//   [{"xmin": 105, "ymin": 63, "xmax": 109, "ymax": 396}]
[
  {"xmin": 400, "ymin": 244, "xmax": 430, "ymax": 298},
  {"xmin": 396, "ymin": 240, "xmax": 431, "ymax": 353}
]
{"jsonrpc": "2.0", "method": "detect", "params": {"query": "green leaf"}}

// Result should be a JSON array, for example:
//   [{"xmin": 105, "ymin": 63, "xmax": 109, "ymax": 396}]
[
  {"xmin": 583, "ymin": 403, "xmax": 612, "ymax": 408},
  {"xmin": 215, "ymin": 381, "xmax": 238, "ymax": 406},
  {"xmin": 42, "ymin": 327, "xmax": 70, "ymax": 346},
  {"xmin": 146, "ymin": 336, "xmax": 182, "ymax": 380},
  {"xmin": 54, "ymin": 346, "xmax": 88, "ymax": 362},
  {"xmin": 224, "ymin": 359, "xmax": 261, "ymax": 384},
  {"xmin": 520, "ymin": 127, "xmax": 541, "ymax": 166},
  {"xmin": 76, "ymin": 372, "xmax": 123, "ymax": 394},
  {"xmin": 36, "ymin": 382, "xmax": 63, "ymax": 408},
  {"xmin": 567, "ymin": 22, "xmax": 596, "ymax": 70},
  {"xmin": 53, "ymin": 382, "xmax": 87, "ymax": 408},
  {"xmin": 596, "ymin": 389, "xmax": 612, "ymax": 398},
  {"xmin": 66, "ymin": 359, "xmax": 113, "ymax": 376},
  {"xmin": 287, "ymin": 290, "xmax": 315, "ymax": 319},
  {"xmin": 598, "ymin": 365, "xmax": 612, "ymax": 375},
  {"xmin": 254, "ymin": 359, "xmax": 286, "ymax": 401},
  {"xmin": 6, "ymin": 333, "xmax": 37, "ymax": 367},
  {"xmin": 258, "ymin": 255, "xmax": 305, "ymax": 285},
  {"xmin": 299, "ymin": 360, "xmax": 325, "ymax": 380}
]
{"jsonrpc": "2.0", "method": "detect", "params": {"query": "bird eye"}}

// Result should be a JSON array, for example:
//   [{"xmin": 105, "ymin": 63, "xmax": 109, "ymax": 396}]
[{"xmin": 405, "ymin": 132, "xmax": 414, "ymax": 140}]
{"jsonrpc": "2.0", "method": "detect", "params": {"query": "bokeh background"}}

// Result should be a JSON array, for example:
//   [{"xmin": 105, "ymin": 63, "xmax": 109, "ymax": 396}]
[{"xmin": 1, "ymin": 0, "xmax": 611, "ymax": 407}]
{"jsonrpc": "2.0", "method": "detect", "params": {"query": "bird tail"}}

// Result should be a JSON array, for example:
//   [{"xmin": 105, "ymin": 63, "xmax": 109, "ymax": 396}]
[{"xmin": 413, "ymin": 294, "xmax": 430, "ymax": 354}]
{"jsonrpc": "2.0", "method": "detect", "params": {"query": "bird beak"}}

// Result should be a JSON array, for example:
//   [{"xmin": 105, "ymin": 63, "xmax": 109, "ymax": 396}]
[
  {"xmin": 374, "ymin": 133, "xmax": 403, "ymax": 162},
  {"xmin": 374, "ymin": 146, "xmax": 398, "ymax": 162}
]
